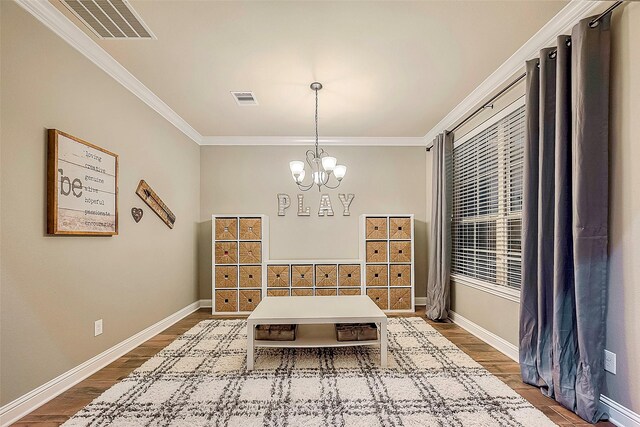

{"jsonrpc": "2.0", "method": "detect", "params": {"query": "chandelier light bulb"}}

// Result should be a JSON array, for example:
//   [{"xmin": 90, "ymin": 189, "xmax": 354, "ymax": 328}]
[
  {"xmin": 312, "ymin": 171, "xmax": 327, "ymax": 185},
  {"xmin": 321, "ymin": 156, "xmax": 337, "ymax": 172},
  {"xmin": 294, "ymin": 170, "xmax": 305, "ymax": 183},
  {"xmin": 334, "ymin": 165, "xmax": 347, "ymax": 180},
  {"xmin": 289, "ymin": 160, "xmax": 305, "ymax": 175}
]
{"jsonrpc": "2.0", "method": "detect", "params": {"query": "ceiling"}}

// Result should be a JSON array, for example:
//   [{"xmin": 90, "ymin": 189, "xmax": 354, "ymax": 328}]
[{"xmin": 52, "ymin": 0, "xmax": 567, "ymax": 138}]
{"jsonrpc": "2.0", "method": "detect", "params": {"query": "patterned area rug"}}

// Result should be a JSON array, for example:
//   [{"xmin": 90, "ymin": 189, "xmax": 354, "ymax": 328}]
[{"xmin": 64, "ymin": 317, "xmax": 554, "ymax": 426}]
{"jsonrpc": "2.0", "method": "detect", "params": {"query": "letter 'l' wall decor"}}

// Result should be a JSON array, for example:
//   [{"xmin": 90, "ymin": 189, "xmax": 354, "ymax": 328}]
[{"xmin": 211, "ymin": 213, "xmax": 415, "ymax": 314}]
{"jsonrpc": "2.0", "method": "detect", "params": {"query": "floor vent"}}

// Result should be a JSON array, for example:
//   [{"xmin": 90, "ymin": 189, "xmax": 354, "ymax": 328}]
[
  {"xmin": 231, "ymin": 91, "xmax": 259, "ymax": 106},
  {"xmin": 62, "ymin": 0, "xmax": 156, "ymax": 39}
]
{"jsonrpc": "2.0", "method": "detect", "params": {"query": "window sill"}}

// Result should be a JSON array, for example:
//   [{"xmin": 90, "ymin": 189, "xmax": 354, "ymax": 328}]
[{"xmin": 450, "ymin": 274, "xmax": 520, "ymax": 303}]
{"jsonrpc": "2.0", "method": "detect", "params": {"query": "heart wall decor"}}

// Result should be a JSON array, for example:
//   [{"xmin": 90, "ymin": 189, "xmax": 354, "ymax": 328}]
[{"xmin": 131, "ymin": 207, "xmax": 143, "ymax": 223}]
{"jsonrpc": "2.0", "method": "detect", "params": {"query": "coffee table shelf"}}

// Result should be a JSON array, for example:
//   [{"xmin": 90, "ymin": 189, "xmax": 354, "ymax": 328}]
[{"xmin": 253, "ymin": 323, "xmax": 380, "ymax": 348}]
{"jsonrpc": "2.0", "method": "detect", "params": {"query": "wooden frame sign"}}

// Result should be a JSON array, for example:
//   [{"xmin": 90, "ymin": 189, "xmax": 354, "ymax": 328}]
[{"xmin": 47, "ymin": 129, "xmax": 118, "ymax": 235}]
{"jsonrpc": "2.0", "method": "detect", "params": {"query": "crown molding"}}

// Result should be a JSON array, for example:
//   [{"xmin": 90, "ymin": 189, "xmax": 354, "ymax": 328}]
[
  {"xmin": 14, "ymin": 0, "xmax": 203, "ymax": 145},
  {"xmin": 424, "ymin": 0, "xmax": 609, "ymax": 144},
  {"xmin": 200, "ymin": 136, "xmax": 429, "ymax": 146}
]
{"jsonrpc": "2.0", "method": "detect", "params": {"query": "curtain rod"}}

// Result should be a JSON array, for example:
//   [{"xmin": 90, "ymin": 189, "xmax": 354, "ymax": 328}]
[
  {"xmin": 426, "ymin": 0, "xmax": 623, "ymax": 152},
  {"xmin": 590, "ymin": 1, "xmax": 623, "ymax": 27},
  {"xmin": 425, "ymin": 72, "xmax": 526, "ymax": 151}
]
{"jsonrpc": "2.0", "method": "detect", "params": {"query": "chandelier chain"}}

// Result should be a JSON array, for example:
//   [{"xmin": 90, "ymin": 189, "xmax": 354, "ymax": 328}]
[{"xmin": 314, "ymin": 87, "xmax": 319, "ymax": 157}]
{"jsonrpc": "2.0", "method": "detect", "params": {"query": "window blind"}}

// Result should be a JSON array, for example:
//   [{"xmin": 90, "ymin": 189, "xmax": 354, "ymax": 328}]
[{"xmin": 451, "ymin": 104, "xmax": 525, "ymax": 289}]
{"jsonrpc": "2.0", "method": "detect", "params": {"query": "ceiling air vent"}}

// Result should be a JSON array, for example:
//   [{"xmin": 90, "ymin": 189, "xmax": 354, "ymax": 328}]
[
  {"xmin": 62, "ymin": 0, "xmax": 156, "ymax": 39},
  {"xmin": 231, "ymin": 91, "xmax": 259, "ymax": 106}
]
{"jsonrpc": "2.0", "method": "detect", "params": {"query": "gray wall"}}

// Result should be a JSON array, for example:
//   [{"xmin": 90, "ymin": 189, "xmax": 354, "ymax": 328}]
[
  {"xmin": 0, "ymin": 2, "xmax": 200, "ymax": 406},
  {"xmin": 199, "ymin": 145, "xmax": 428, "ymax": 300},
  {"xmin": 606, "ymin": 1, "xmax": 640, "ymax": 413}
]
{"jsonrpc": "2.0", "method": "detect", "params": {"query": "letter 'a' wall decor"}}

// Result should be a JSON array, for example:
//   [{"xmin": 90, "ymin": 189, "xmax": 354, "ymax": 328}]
[
  {"xmin": 47, "ymin": 129, "xmax": 118, "ymax": 236},
  {"xmin": 211, "ymin": 213, "xmax": 415, "ymax": 314}
]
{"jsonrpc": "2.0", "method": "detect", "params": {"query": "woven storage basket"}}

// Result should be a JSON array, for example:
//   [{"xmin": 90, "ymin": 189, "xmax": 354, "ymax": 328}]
[
  {"xmin": 239, "ymin": 265, "xmax": 261, "ymax": 288},
  {"xmin": 215, "ymin": 266, "xmax": 237, "ymax": 288},
  {"xmin": 239, "ymin": 289, "xmax": 261, "ymax": 311},
  {"xmin": 390, "ymin": 287, "xmax": 411, "ymax": 310},
  {"xmin": 366, "ymin": 217, "xmax": 387, "ymax": 239},
  {"xmin": 315, "ymin": 265, "xmax": 337, "ymax": 287},
  {"xmin": 239, "ymin": 241, "xmax": 261, "ymax": 264},
  {"xmin": 267, "ymin": 265, "xmax": 289, "ymax": 287},
  {"xmin": 291, "ymin": 265, "xmax": 314, "ymax": 287},
  {"xmin": 292, "ymin": 288, "xmax": 313, "ymax": 296},
  {"xmin": 215, "ymin": 242, "xmax": 237, "ymax": 264},
  {"xmin": 215, "ymin": 217, "xmax": 237, "ymax": 240},
  {"xmin": 315, "ymin": 288, "xmax": 337, "ymax": 296},
  {"xmin": 389, "ymin": 241, "xmax": 411, "ymax": 263},
  {"xmin": 215, "ymin": 290, "xmax": 237, "ymax": 312},
  {"xmin": 339, "ymin": 288, "xmax": 361, "ymax": 296},
  {"xmin": 336, "ymin": 323, "xmax": 378, "ymax": 342},
  {"xmin": 389, "ymin": 264, "xmax": 411, "ymax": 286},
  {"xmin": 255, "ymin": 324, "xmax": 296, "ymax": 341},
  {"xmin": 267, "ymin": 288, "xmax": 290, "ymax": 297},
  {"xmin": 239, "ymin": 218, "xmax": 261, "ymax": 240},
  {"xmin": 366, "ymin": 288, "xmax": 389, "ymax": 310},
  {"xmin": 389, "ymin": 217, "xmax": 411, "ymax": 239},
  {"xmin": 338, "ymin": 264, "xmax": 361, "ymax": 287},
  {"xmin": 366, "ymin": 241, "xmax": 387, "ymax": 263},
  {"xmin": 366, "ymin": 265, "xmax": 388, "ymax": 287}
]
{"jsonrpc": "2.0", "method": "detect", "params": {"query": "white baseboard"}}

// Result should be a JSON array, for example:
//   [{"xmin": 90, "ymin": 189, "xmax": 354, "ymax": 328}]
[
  {"xmin": 600, "ymin": 395, "xmax": 640, "ymax": 427},
  {"xmin": 200, "ymin": 299, "xmax": 212, "ymax": 308},
  {"xmin": 448, "ymin": 310, "xmax": 519, "ymax": 362},
  {"xmin": 415, "ymin": 297, "xmax": 427, "ymax": 306},
  {"xmin": 0, "ymin": 300, "xmax": 204, "ymax": 427}
]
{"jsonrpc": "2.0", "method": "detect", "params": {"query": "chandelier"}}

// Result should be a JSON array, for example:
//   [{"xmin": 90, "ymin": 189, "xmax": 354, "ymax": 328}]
[{"xmin": 289, "ymin": 82, "xmax": 347, "ymax": 191}]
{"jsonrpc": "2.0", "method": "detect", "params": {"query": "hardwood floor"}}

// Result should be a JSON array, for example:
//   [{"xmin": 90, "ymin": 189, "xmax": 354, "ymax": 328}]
[{"xmin": 12, "ymin": 307, "xmax": 614, "ymax": 426}]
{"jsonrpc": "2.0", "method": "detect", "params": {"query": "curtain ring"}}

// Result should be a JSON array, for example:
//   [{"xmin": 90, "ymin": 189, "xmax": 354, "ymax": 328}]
[
  {"xmin": 549, "ymin": 50, "xmax": 557, "ymax": 60},
  {"xmin": 589, "ymin": 19, "xmax": 600, "ymax": 28}
]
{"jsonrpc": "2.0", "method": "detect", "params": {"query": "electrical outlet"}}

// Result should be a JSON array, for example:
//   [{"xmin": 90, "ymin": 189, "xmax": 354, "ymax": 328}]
[
  {"xmin": 94, "ymin": 319, "xmax": 103, "ymax": 337},
  {"xmin": 604, "ymin": 349, "xmax": 616, "ymax": 374}
]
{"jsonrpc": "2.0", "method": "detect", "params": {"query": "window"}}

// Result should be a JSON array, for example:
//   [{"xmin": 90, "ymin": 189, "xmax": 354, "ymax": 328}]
[{"xmin": 451, "ymin": 100, "xmax": 524, "ymax": 293}]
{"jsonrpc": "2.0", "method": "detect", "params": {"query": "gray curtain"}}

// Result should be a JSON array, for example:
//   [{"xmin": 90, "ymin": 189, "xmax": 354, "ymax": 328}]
[
  {"xmin": 519, "ymin": 15, "xmax": 610, "ymax": 423},
  {"xmin": 426, "ymin": 132, "xmax": 452, "ymax": 321}
]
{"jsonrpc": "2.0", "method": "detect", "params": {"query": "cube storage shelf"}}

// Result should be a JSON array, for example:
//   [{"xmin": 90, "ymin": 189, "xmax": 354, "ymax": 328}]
[
  {"xmin": 213, "ymin": 215, "xmax": 267, "ymax": 315},
  {"xmin": 361, "ymin": 215, "xmax": 414, "ymax": 311},
  {"xmin": 212, "ymin": 213, "xmax": 414, "ymax": 314}
]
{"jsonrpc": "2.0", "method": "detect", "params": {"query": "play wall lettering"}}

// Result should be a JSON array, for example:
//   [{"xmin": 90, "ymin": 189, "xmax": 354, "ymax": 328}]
[
  {"xmin": 47, "ymin": 129, "xmax": 118, "ymax": 235},
  {"xmin": 277, "ymin": 193, "xmax": 354, "ymax": 217}
]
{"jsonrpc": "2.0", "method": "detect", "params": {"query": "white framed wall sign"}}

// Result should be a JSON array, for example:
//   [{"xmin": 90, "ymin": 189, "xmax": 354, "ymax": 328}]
[{"xmin": 47, "ymin": 129, "xmax": 119, "ymax": 236}]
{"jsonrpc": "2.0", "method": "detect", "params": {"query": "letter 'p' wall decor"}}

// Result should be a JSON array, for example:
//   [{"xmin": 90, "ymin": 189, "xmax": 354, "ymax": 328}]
[{"xmin": 47, "ymin": 129, "xmax": 118, "ymax": 236}]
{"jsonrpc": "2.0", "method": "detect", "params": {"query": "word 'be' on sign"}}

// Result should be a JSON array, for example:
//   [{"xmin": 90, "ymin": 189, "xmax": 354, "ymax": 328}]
[{"xmin": 277, "ymin": 193, "xmax": 354, "ymax": 217}]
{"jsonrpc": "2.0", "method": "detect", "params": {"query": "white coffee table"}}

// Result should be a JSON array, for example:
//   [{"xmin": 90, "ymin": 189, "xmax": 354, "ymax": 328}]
[{"xmin": 246, "ymin": 295, "xmax": 388, "ymax": 370}]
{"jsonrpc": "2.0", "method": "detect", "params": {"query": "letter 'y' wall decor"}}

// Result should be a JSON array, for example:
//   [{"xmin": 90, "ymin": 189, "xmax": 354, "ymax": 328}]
[
  {"xmin": 211, "ymin": 213, "xmax": 415, "ymax": 314},
  {"xmin": 47, "ymin": 129, "xmax": 119, "ymax": 236}
]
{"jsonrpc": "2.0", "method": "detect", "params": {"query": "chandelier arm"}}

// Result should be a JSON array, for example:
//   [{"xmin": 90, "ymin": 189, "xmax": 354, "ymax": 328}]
[
  {"xmin": 296, "ymin": 181, "xmax": 315, "ymax": 192},
  {"xmin": 306, "ymin": 150, "xmax": 316, "ymax": 168},
  {"xmin": 322, "ymin": 178, "xmax": 342, "ymax": 190}
]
